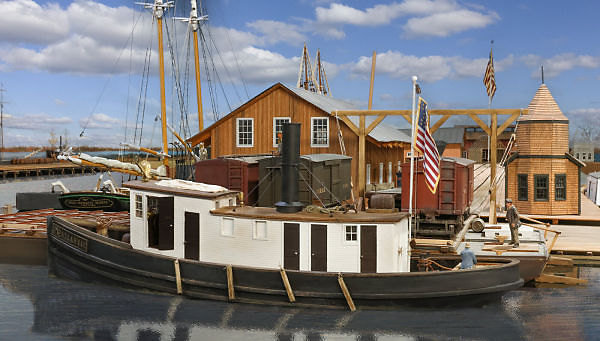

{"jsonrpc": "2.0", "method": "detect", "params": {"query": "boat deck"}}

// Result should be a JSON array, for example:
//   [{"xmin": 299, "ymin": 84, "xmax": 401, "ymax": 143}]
[
  {"xmin": 0, "ymin": 209, "xmax": 129, "ymax": 231},
  {"xmin": 212, "ymin": 205, "xmax": 409, "ymax": 223}
]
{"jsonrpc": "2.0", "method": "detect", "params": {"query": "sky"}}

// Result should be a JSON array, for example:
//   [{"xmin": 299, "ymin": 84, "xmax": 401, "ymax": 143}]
[{"xmin": 0, "ymin": 0, "xmax": 599, "ymax": 148}]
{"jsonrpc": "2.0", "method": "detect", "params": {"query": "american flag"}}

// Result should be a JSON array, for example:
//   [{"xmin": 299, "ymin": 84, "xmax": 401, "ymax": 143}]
[
  {"xmin": 414, "ymin": 97, "xmax": 440, "ymax": 194},
  {"xmin": 483, "ymin": 47, "xmax": 496, "ymax": 99}
]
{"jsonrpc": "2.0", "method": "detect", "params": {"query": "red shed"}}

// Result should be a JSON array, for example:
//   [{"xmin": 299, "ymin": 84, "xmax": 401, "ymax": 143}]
[
  {"xmin": 194, "ymin": 155, "xmax": 272, "ymax": 206},
  {"xmin": 401, "ymin": 157, "xmax": 474, "ymax": 216}
]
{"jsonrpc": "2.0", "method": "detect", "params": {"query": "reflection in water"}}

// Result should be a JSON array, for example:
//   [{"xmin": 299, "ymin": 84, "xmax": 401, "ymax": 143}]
[{"xmin": 0, "ymin": 265, "xmax": 599, "ymax": 340}]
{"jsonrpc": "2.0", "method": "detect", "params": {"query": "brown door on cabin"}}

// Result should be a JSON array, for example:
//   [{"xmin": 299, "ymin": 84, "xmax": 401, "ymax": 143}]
[
  {"xmin": 184, "ymin": 212, "xmax": 200, "ymax": 260},
  {"xmin": 311, "ymin": 224, "xmax": 327, "ymax": 271},
  {"xmin": 157, "ymin": 196, "xmax": 174, "ymax": 250},
  {"xmin": 284, "ymin": 223, "xmax": 300, "ymax": 270},
  {"xmin": 360, "ymin": 225, "xmax": 377, "ymax": 273}
]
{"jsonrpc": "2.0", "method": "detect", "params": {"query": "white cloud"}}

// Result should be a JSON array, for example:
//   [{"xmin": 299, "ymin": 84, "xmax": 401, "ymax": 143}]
[
  {"xmin": 0, "ymin": 0, "xmax": 69, "ymax": 45},
  {"xmin": 3, "ymin": 113, "xmax": 72, "ymax": 130},
  {"xmin": 79, "ymin": 113, "xmax": 121, "ymax": 129},
  {"xmin": 403, "ymin": 9, "xmax": 499, "ymax": 37},
  {"xmin": 521, "ymin": 53, "xmax": 600, "ymax": 78},
  {"xmin": 348, "ymin": 51, "xmax": 515, "ymax": 82},
  {"xmin": 246, "ymin": 20, "xmax": 306, "ymax": 45},
  {"xmin": 313, "ymin": 1, "xmax": 497, "ymax": 38}
]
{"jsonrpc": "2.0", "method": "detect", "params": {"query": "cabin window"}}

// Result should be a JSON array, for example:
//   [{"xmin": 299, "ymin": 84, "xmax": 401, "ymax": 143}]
[
  {"xmin": 215, "ymin": 201, "xmax": 220, "ymax": 209},
  {"xmin": 534, "ymin": 174, "xmax": 549, "ymax": 201},
  {"xmin": 462, "ymin": 151, "xmax": 468, "ymax": 158},
  {"xmin": 366, "ymin": 164, "xmax": 371, "ymax": 184},
  {"xmin": 388, "ymin": 162, "xmax": 393, "ymax": 183},
  {"xmin": 254, "ymin": 220, "xmax": 268, "ymax": 240},
  {"xmin": 517, "ymin": 174, "xmax": 528, "ymax": 201},
  {"xmin": 555, "ymin": 174, "xmax": 567, "ymax": 201},
  {"xmin": 222, "ymin": 218, "xmax": 234, "ymax": 236},
  {"xmin": 146, "ymin": 196, "xmax": 174, "ymax": 250},
  {"xmin": 345, "ymin": 225, "xmax": 358, "ymax": 241},
  {"xmin": 229, "ymin": 198, "xmax": 235, "ymax": 206},
  {"xmin": 379, "ymin": 162, "xmax": 384, "ymax": 184},
  {"xmin": 236, "ymin": 118, "xmax": 254, "ymax": 147},
  {"xmin": 589, "ymin": 153, "xmax": 593, "ymax": 160},
  {"xmin": 311, "ymin": 117, "xmax": 329, "ymax": 147},
  {"xmin": 135, "ymin": 194, "xmax": 143, "ymax": 218},
  {"xmin": 273, "ymin": 117, "xmax": 291, "ymax": 147},
  {"xmin": 481, "ymin": 149, "xmax": 489, "ymax": 162}
]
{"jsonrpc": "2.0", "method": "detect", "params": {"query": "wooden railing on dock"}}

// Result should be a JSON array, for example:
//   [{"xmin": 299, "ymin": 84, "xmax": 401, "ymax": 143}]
[{"xmin": 0, "ymin": 162, "xmax": 102, "ymax": 180}]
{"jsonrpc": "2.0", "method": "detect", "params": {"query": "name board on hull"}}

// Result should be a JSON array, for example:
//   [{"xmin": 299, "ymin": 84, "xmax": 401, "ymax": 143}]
[{"xmin": 51, "ymin": 223, "xmax": 88, "ymax": 253}]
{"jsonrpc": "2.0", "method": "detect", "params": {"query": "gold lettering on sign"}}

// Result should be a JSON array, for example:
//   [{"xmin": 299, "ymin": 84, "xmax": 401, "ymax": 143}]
[{"xmin": 51, "ymin": 223, "xmax": 88, "ymax": 253}]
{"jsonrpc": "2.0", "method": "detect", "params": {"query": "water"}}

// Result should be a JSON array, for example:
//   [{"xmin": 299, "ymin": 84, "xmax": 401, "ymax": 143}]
[
  {"xmin": 0, "ymin": 264, "xmax": 598, "ymax": 340},
  {"xmin": 0, "ymin": 173, "xmax": 127, "ymax": 207}
]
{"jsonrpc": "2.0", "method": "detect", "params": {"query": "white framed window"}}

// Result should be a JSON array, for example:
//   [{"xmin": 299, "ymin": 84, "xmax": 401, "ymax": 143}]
[
  {"xmin": 345, "ymin": 225, "xmax": 358, "ymax": 242},
  {"xmin": 366, "ymin": 164, "xmax": 371, "ymax": 185},
  {"xmin": 388, "ymin": 162, "xmax": 393, "ymax": 184},
  {"xmin": 273, "ymin": 117, "xmax": 291, "ymax": 147},
  {"xmin": 236, "ymin": 118, "xmax": 254, "ymax": 147},
  {"xmin": 254, "ymin": 220, "xmax": 268, "ymax": 240},
  {"xmin": 135, "ymin": 194, "xmax": 143, "ymax": 218},
  {"xmin": 311, "ymin": 117, "xmax": 329, "ymax": 147},
  {"xmin": 379, "ymin": 162, "xmax": 384, "ymax": 184},
  {"xmin": 228, "ymin": 198, "xmax": 235, "ymax": 207},
  {"xmin": 222, "ymin": 217, "xmax": 234, "ymax": 236},
  {"xmin": 215, "ymin": 200, "xmax": 220, "ymax": 209}
]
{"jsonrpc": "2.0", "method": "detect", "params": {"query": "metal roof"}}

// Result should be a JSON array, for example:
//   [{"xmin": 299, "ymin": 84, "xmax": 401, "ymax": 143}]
[
  {"xmin": 302, "ymin": 153, "xmax": 352, "ymax": 162},
  {"xmin": 433, "ymin": 127, "xmax": 465, "ymax": 145},
  {"xmin": 284, "ymin": 84, "xmax": 411, "ymax": 143}
]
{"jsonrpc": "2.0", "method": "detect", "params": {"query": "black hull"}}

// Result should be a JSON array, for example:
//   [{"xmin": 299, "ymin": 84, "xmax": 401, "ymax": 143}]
[{"xmin": 47, "ymin": 216, "xmax": 523, "ymax": 310}]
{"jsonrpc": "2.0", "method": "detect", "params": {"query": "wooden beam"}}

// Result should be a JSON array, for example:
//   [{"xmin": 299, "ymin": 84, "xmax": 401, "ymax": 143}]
[
  {"xmin": 226, "ymin": 264, "xmax": 235, "ymax": 300},
  {"xmin": 366, "ymin": 114, "xmax": 387, "ymax": 135},
  {"xmin": 333, "ymin": 109, "xmax": 526, "ymax": 117},
  {"xmin": 174, "ymin": 259, "xmax": 183, "ymax": 295},
  {"xmin": 337, "ymin": 274, "xmax": 356, "ymax": 311},
  {"xmin": 336, "ymin": 114, "xmax": 358, "ymax": 135},
  {"xmin": 430, "ymin": 114, "xmax": 451, "ymax": 134},
  {"xmin": 468, "ymin": 114, "xmax": 491, "ymax": 135},
  {"xmin": 280, "ymin": 268, "xmax": 296, "ymax": 303},
  {"xmin": 497, "ymin": 112, "xmax": 520, "ymax": 137}
]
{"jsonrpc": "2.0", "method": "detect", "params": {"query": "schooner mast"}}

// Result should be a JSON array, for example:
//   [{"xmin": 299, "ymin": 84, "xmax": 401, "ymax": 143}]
[
  {"xmin": 177, "ymin": 0, "xmax": 208, "ymax": 133},
  {"xmin": 140, "ymin": 0, "xmax": 173, "ymax": 168}
]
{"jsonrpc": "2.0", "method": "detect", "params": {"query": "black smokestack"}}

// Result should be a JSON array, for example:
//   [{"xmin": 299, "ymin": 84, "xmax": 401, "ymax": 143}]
[{"xmin": 275, "ymin": 123, "xmax": 304, "ymax": 213}]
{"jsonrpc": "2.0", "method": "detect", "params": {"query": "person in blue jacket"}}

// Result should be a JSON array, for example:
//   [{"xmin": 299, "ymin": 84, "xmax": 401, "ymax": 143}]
[{"xmin": 460, "ymin": 243, "xmax": 477, "ymax": 269}]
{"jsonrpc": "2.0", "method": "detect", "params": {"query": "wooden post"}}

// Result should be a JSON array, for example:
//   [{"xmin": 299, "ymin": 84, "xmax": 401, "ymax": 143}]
[
  {"xmin": 174, "ymin": 259, "xmax": 183, "ymax": 294},
  {"xmin": 280, "ymin": 268, "xmax": 296, "ymax": 303},
  {"xmin": 226, "ymin": 264, "xmax": 235, "ymax": 300},
  {"xmin": 337, "ymin": 273, "xmax": 356, "ymax": 312},
  {"xmin": 489, "ymin": 112, "xmax": 498, "ymax": 224},
  {"xmin": 358, "ymin": 51, "xmax": 377, "ymax": 197}
]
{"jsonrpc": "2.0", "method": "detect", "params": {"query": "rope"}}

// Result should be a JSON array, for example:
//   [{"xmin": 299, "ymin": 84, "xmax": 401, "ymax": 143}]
[{"xmin": 419, "ymin": 258, "xmax": 454, "ymax": 271}]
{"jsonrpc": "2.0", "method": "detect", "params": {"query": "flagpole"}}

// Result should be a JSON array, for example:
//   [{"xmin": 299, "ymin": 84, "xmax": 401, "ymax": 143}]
[{"xmin": 409, "ymin": 76, "xmax": 418, "ymax": 241}]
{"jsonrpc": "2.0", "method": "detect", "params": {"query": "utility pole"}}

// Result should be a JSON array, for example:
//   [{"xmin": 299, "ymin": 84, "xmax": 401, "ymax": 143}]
[{"xmin": 0, "ymin": 84, "xmax": 5, "ymax": 161}]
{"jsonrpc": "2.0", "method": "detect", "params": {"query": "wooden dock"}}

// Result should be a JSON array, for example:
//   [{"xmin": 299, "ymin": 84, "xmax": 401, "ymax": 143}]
[{"xmin": 0, "ymin": 162, "xmax": 102, "ymax": 180}]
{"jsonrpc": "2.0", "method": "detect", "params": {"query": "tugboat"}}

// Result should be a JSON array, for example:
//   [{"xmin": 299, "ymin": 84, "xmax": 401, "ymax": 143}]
[{"xmin": 47, "ymin": 124, "xmax": 523, "ymax": 310}]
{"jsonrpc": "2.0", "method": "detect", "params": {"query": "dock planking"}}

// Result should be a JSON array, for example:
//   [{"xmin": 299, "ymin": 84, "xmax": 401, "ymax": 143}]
[{"xmin": 0, "ymin": 162, "xmax": 102, "ymax": 180}]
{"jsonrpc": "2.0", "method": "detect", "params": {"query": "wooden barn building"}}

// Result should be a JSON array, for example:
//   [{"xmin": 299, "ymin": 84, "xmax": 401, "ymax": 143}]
[
  {"xmin": 188, "ymin": 83, "xmax": 411, "ymax": 197},
  {"xmin": 505, "ymin": 84, "xmax": 583, "ymax": 215}
]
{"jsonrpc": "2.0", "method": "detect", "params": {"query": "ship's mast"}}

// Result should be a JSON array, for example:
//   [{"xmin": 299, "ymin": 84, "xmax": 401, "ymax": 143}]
[
  {"xmin": 177, "ymin": 0, "xmax": 208, "ymax": 133},
  {"xmin": 141, "ymin": 0, "xmax": 173, "ymax": 168}
]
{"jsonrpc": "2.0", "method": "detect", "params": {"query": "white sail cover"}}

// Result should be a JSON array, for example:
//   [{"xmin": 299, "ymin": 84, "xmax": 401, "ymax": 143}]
[
  {"xmin": 58, "ymin": 153, "xmax": 167, "ymax": 178},
  {"xmin": 155, "ymin": 179, "xmax": 228, "ymax": 193}
]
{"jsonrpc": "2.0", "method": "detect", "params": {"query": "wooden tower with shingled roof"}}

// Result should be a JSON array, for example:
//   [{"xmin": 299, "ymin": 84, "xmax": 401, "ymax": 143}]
[{"xmin": 505, "ymin": 83, "xmax": 584, "ymax": 215}]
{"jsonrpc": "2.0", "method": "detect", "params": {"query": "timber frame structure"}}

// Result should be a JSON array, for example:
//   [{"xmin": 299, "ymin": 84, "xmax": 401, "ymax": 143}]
[{"xmin": 333, "ymin": 108, "xmax": 527, "ymax": 224}]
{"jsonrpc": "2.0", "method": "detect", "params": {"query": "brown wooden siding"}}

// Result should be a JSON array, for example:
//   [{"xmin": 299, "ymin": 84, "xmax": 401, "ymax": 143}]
[
  {"xmin": 516, "ymin": 123, "xmax": 569, "ymax": 156},
  {"xmin": 204, "ymin": 85, "xmax": 407, "ymax": 199},
  {"xmin": 507, "ymin": 157, "xmax": 579, "ymax": 215}
]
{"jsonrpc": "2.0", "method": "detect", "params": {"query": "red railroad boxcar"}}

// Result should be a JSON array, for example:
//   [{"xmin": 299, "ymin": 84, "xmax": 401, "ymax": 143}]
[
  {"xmin": 401, "ymin": 157, "xmax": 475, "ymax": 237},
  {"xmin": 194, "ymin": 155, "xmax": 272, "ymax": 206}
]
